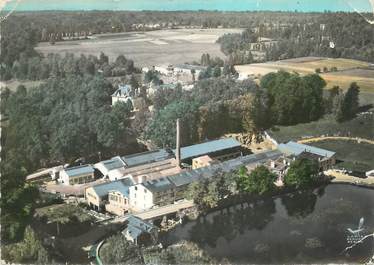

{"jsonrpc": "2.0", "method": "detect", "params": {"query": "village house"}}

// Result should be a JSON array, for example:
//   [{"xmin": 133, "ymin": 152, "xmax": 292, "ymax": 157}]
[
  {"xmin": 59, "ymin": 165, "xmax": 95, "ymax": 185},
  {"xmin": 85, "ymin": 178, "xmax": 134, "ymax": 211},
  {"xmin": 147, "ymin": 83, "xmax": 179, "ymax": 96},
  {"xmin": 122, "ymin": 215, "xmax": 158, "ymax": 245},
  {"xmin": 173, "ymin": 64, "xmax": 207, "ymax": 76},
  {"xmin": 111, "ymin": 84, "xmax": 134, "ymax": 107},
  {"xmin": 105, "ymin": 189, "xmax": 130, "ymax": 216},
  {"xmin": 278, "ymin": 141, "xmax": 336, "ymax": 171}
]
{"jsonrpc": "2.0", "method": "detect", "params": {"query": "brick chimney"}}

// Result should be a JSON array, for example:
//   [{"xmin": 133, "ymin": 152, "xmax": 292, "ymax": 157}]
[{"xmin": 176, "ymin": 119, "xmax": 181, "ymax": 167}]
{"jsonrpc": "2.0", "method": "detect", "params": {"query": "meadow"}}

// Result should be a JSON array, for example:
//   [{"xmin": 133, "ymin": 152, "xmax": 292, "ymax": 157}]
[
  {"xmin": 36, "ymin": 28, "xmax": 243, "ymax": 67},
  {"xmin": 309, "ymin": 140, "xmax": 374, "ymax": 172},
  {"xmin": 268, "ymin": 113, "xmax": 374, "ymax": 143},
  {"xmin": 236, "ymin": 57, "xmax": 374, "ymax": 93}
]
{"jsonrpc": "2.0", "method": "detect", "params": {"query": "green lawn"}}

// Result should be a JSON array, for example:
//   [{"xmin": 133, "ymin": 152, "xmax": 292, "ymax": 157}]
[
  {"xmin": 269, "ymin": 113, "xmax": 374, "ymax": 143},
  {"xmin": 309, "ymin": 140, "xmax": 374, "ymax": 172}
]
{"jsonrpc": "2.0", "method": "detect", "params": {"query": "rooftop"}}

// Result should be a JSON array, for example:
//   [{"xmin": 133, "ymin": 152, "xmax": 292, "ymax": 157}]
[
  {"xmin": 91, "ymin": 178, "xmax": 134, "ymax": 198},
  {"xmin": 122, "ymin": 149, "xmax": 174, "ymax": 168},
  {"xmin": 174, "ymin": 64, "xmax": 207, "ymax": 71},
  {"xmin": 193, "ymin": 155, "xmax": 213, "ymax": 163},
  {"xmin": 142, "ymin": 177, "xmax": 174, "ymax": 193},
  {"xmin": 278, "ymin": 141, "xmax": 335, "ymax": 158},
  {"xmin": 175, "ymin": 138, "xmax": 241, "ymax": 161},
  {"xmin": 112, "ymin": 84, "xmax": 132, "ymax": 97},
  {"xmin": 122, "ymin": 215, "xmax": 155, "ymax": 239},
  {"xmin": 64, "ymin": 165, "xmax": 94, "ymax": 177},
  {"xmin": 167, "ymin": 149, "xmax": 283, "ymax": 188},
  {"xmin": 99, "ymin": 156, "xmax": 125, "ymax": 171}
]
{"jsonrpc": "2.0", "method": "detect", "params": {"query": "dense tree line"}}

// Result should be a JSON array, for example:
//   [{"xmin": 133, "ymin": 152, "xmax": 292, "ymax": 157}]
[
  {"xmin": 218, "ymin": 13, "xmax": 374, "ymax": 63},
  {"xmin": 1, "ymin": 51, "xmax": 139, "ymax": 81},
  {"xmin": 3, "ymin": 75, "xmax": 132, "ymax": 167},
  {"xmin": 259, "ymin": 71, "xmax": 326, "ymax": 126},
  {"xmin": 4, "ymin": 11, "xmax": 318, "ymax": 41},
  {"xmin": 146, "ymin": 78, "xmax": 257, "ymax": 147}
]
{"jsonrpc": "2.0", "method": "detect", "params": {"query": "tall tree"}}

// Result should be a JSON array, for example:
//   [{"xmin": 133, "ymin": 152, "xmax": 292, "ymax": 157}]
[
  {"xmin": 284, "ymin": 158, "xmax": 319, "ymax": 189},
  {"xmin": 236, "ymin": 166, "xmax": 277, "ymax": 195}
]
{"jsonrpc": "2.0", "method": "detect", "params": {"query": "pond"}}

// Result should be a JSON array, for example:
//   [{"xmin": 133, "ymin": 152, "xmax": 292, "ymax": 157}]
[{"xmin": 162, "ymin": 184, "xmax": 374, "ymax": 264}]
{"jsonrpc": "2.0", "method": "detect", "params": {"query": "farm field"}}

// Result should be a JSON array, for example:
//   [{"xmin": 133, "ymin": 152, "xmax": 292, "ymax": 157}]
[
  {"xmin": 309, "ymin": 140, "xmax": 374, "ymax": 172},
  {"xmin": 235, "ymin": 57, "xmax": 374, "ymax": 93},
  {"xmin": 36, "ymin": 28, "xmax": 243, "ymax": 67}
]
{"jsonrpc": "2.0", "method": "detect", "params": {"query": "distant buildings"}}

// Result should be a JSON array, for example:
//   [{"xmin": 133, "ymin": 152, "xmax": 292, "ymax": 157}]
[
  {"xmin": 59, "ymin": 165, "xmax": 95, "ymax": 185},
  {"xmin": 147, "ymin": 64, "xmax": 207, "ymax": 84}
]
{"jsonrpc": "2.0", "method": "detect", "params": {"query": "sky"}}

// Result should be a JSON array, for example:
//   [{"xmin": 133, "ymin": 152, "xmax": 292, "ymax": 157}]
[{"xmin": 1, "ymin": 0, "xmax": 373, "ymax": 12}]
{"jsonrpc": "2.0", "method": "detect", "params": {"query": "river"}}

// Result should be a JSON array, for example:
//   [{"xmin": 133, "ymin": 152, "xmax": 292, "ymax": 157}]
[{"xmin": 162, "ymin": 184, "xmax": 374, "ymax": 264}]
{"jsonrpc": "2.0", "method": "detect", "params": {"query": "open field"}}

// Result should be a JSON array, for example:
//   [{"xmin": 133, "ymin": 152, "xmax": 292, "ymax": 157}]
[
  {"xmin": 36, "ymin": 28, "xmax": 243, "ymax": 67},
  {"xmin": 236, "ymin": 57, "xmax": 374, "ymax": 93},
  {"xmin": 310, "ymin": 140, "xmax": 374, "ymax": 172},
  {"xmin": 268, "ymin": 113, "xmax": 374, "ymax": 143}
]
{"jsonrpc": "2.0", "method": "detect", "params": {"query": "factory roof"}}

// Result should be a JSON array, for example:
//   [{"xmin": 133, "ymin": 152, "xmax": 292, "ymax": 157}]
[
  {"xmin": 112, "ymin": 84, "xmax": 132, "ymax": 97},
  {"xmin": 168, "ymin": 171, "xmax": 200, "ymax": 187},
  {"xmin": 91, "ymin": 178, "xmax": 134, "ymax": 198},
  {"xmin": 175, "ymin": 138, "xmax": 241, "ymax": 161},
  {"xmin": 278, "ymin": 141, "xmax": 335, "ymax": 158},
  {"xmin": 121, "ymin": 149, "xmax": 174, "ymax": 168},
  {"xmin": 167, "ymin": 149, "xmax": 283, "ymax": 188},
  {"xmin": 98, "ymin": 156, "xmax": 125, "ymax": 171},
  {"xmin": 142, "ymin": 177, "xmax": 174, "ymax": 193},
  {"xmin": 64, "ymin": 165, "xmax": 94, "ymax": 177}
]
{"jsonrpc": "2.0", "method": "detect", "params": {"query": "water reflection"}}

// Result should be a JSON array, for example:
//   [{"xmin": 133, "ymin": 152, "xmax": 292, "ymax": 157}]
[{"xmin": 163, "ymin": 185, "xmax": 374, "ymax": 264}]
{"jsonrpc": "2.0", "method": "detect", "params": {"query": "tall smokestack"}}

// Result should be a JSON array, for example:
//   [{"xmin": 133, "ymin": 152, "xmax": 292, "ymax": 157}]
[{"xmin": 176, "ymin": 119, "xmax": 181, "ymax": 167}]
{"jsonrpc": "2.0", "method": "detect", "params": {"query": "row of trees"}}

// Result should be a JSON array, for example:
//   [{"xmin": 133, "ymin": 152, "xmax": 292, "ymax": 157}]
[
  {"xmin": 1, "ymin": 52, "xmax": 139, "ymax": 81},
  {"xmin": 329, "ymin": 83, "xmax": 360, "ymax": 122},
  {"xmin": 146, "ymin": 78, "xmax": 257, "ymax": 147},
  {"xmin": 4, "ymin": 11, "xmax": 317, "ymax": 42}
]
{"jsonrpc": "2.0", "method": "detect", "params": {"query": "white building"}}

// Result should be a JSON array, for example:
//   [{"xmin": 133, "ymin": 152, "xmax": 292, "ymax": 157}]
[
  {"xmin": 173, "ymin": 64, "xmax": 206, "ymax": 76},
  {"xmin": 111, "ymin": 85, "xmax": 133, "ymax": 106},
  {"xmin": 94, "ymin": 156, "xmax": 129, "ymax": 181},
  {"xmin": 129, "ymin": 177, "xmax": 175, "ymax": 212},
  {"xmin": 59, "ymin": 165, "xmax": 95, "ymax": 185}
]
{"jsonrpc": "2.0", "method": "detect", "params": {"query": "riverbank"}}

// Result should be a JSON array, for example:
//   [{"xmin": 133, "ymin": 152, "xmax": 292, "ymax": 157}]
[{"xmin": 325, "ymin": 169, "xmax": 374, "ymax": 189}]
